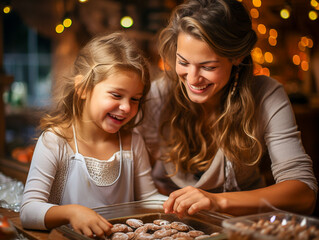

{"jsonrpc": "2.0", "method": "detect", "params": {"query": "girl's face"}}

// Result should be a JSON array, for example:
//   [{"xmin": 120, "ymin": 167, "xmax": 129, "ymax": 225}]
[
  {"xmin": 176, "ymin": 32, "xmax": 234, "ymax": 109},
  {"xmin": 82, "ymin": 70, "xmax": 144, "ymax": 134}
]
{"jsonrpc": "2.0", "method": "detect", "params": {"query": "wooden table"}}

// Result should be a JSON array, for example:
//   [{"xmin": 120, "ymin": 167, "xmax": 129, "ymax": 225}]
[{"xmin": 0, "ymin": 207, "xmax": 68, "ymax": 240}]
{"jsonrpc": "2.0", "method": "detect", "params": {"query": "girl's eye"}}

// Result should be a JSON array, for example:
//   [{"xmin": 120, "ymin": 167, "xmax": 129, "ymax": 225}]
[
  {"xmin": 111, "ymin": 93, "xmax": 121, "ymax": 98},
  {"xmin": 131, "ymin": 97, "xmax": 141, "ymax": 103}
]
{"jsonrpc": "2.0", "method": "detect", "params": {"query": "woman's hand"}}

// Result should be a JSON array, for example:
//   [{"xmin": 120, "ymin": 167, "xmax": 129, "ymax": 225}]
[
  {"xmin": 163, "ymin": 186, "xmax": 220, "ymax": 218},
  {"xmin": 67, "ymin": 205, "xmax": 113, "ymax": 238}
]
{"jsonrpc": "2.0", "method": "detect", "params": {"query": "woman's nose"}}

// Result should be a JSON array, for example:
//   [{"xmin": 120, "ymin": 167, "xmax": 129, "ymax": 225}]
[{"xmin": 187, "ymin": 66, "xmax": 200, "ymax": 84}]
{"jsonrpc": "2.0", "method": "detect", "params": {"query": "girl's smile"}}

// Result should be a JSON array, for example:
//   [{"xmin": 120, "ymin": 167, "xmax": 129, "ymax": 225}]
[
  {"xmin": 107, "ymin": 113, "xmax": 125, "ymax": 124},
  {"xmin": 82, "ymin": 70, "xmax": 144, "ymax": 134}
]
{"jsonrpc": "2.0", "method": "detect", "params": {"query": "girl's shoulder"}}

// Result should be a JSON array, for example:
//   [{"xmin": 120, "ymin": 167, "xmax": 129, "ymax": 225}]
[{"xmin": 40, "ymin": 128, "xmax": 69, "ymax": 148}]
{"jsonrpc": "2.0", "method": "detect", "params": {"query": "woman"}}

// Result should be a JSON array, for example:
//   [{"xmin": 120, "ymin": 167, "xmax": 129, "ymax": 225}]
[{"xmin": 138, "ymin": 0, "xmax": 317, "ymax": 216}]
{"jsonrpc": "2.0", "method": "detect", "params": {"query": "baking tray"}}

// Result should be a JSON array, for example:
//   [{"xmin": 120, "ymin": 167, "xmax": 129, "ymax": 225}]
[{"xmin": 56, "ymin": 199, "xmax": 229, "ymax": 239}]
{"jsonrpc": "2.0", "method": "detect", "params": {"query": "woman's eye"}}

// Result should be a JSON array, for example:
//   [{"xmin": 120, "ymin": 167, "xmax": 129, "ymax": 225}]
[
  {"xmin": 202, "ymin": 66, "xmax": 216, "ymax": 71},
  {"xmin": 178, "ymin": 61, "xmax": 188, "ymax": 66}
]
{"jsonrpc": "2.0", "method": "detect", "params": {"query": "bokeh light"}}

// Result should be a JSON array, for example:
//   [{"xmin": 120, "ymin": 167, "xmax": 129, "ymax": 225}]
[
  {"xmin": 280, "ymin": 9, "xmax": 290, "ymax": 19},
  {"xmin": 55, "ymin": 24, "xmax": 64, "ymax": 34},
  {"xmin": 3, "ymin": 6, "xmax": 11, "ymax": 14},
  {"xmin": 63, "ymin": 18, "xmax": 72, "ymax": 28},
  {"xmin": 120, "ymin": 16, "xmax": 134, "ymax": 28}
]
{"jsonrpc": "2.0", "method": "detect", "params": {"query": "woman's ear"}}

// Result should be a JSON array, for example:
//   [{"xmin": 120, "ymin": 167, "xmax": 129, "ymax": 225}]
[{"xmin": 75, "ymin": 75, "xmax": 87, "ymax": 99}]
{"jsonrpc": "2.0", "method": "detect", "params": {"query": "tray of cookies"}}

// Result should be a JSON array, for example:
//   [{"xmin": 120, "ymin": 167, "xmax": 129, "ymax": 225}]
[
  {"xmin": 222, "ymin": 211, "xmax": 319, "ymax": 240},
  {"xmin": 57, "ymin": 199, "xmax": 229, "ymax": 239}
]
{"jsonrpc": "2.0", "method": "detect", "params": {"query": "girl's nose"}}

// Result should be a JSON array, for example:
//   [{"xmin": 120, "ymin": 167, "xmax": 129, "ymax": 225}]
[{"xmin": 119, "ymin": 100, "xmax": 131, "ymax": 113}]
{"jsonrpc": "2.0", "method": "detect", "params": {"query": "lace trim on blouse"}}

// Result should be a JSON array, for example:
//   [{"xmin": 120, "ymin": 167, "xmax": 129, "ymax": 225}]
[{"xmin": 84, "ymin": 151, "xmax": 132, "ymax": 186}]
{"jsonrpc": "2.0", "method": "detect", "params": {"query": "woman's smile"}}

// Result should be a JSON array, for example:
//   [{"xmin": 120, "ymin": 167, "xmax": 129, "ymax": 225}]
[
  {"xmin": 187, "ymin": 81, "xmax": 213, "ymax": 93},
  {"xmin": 176, "ymin": 32, "xmax": 234, "ymax": 106}
]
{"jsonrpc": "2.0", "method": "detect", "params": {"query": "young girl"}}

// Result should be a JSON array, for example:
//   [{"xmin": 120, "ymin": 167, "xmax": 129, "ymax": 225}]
[{"xmin": 20, "ymin": 32, "xmax": 165, "ymax": 238}]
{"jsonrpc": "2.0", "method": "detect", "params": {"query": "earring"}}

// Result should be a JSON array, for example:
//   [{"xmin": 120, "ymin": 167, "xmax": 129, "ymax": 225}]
[{"xmin": 230, "ymin": 69, "xmax": 239, "ymax": 96}]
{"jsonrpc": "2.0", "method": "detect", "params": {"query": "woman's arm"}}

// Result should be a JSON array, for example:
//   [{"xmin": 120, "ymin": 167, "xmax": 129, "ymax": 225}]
[
  {"xmin": 216, "ymin": 180, "xmax": 316, "ymax": 215},
  {"xmin": 163, "ymin": 180, "xmax": 316, "ymax": 217},
  {"xmin": 132, "ymin": 131, "xmax": 168, "ymax": 201}
]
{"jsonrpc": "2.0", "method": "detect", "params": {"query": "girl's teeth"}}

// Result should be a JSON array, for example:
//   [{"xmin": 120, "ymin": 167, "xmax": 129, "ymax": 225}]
[
  {"xmin": 109, "ymin": 114, "xmax": 124, "ymax": 120},
  {"xmin": 190, "ymin": 84, "xmax": 208, "ymax": 90}
]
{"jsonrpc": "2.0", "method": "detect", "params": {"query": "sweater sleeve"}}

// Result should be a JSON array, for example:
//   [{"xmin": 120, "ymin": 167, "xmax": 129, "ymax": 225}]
[
  {"xmin": 19, "ymin": 131, "xmax": 65, "ymax": 230},
  {"xmin": 257, "ymin": 76, "xmax": 318, "ymax": 193},
  {"xmin": 132, "ymin": 130, "xmax": 168, "ymax": 201},
  {"xmin": 136, "ymin": 78, "xmax": 167, "ymax": 165}
]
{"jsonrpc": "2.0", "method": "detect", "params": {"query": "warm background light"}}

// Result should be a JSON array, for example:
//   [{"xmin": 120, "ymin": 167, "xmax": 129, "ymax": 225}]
[
  {"xmin": 250, "ymin": 8, "xmax": 259, "ymax": 18},
  {"xmin": 55, "ymin": 24, "xmax": 64, "ymax": 34},
  {"xmin": 264, "ymin": 52, "xmax": 274, "ymax": 63},
  {"xmin": 252, "ymin": 0, "xmax": 262, "ymax": 8},
  {"xmin": 257, "ymin": 24, "xmax": 266, "ymax": 34},
  {"xmin": 269, "ymin": 29, "xmax": 278, "ymax": 38},
  {"xmin": 308, "ymin": 10, "xmax": 318, "ymax": 20},
  {"xmin": 292, "ymin": 55, "xmax": 301, "ymax": 65},
  {"xmin": 120, "ymin": 16, "xmax": 133, "ymax": 28},
  {"xmin": 280, "ymin": 9, "xmax": 290, "ymax": 19},
  {"xmin": 3, "ymin": 6, "xmax": 11, "ymax": 14},
  {"xmin": 301, "ymin": 61, "xmax": 309, "ymax": 71},
  {"xmin": 63, "ymin": 18, "xmax": 72, "ymax": 28}
]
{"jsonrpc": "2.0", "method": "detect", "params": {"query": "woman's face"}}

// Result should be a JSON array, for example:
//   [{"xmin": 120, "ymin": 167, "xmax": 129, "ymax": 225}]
[{"xmin": 176, "ymin": 32, "xmax": 234, "ymax": 108}]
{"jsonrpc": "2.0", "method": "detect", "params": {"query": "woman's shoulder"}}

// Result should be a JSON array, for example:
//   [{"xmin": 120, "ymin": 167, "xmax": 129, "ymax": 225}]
[
  {"xmin": 149, "ymin": 76, "xmax": 170, "ymax": 99},
  {"xmin": 131, "ymin": 129, "xmax": 144, "ymax": 144},
  {"xmin": 252, "ymin": 75, "xmax": 286, "ymax": 103},
  {"xmin": 253, "ymin": 75, "xmax": 282, "ymax": 91}
]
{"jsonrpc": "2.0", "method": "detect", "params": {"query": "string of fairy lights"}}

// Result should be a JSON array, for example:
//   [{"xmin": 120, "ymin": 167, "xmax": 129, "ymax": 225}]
[
  {"xmin": 2, "ymin": 0, "xmax": 319, "ymax": 77},
  {"xmin": 237, "ymin": 0, "xmax": 318, "ymax": 77},
  {"xmin": 2, "ymin": 0, "xmax": 134, "ymax": 34},
  {"xmin": 55, "ymin": 0, "xmax": 133, "ymax": 33}
]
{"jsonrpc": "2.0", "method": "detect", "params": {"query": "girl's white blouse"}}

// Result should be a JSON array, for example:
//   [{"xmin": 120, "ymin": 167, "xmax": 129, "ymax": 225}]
[{"xmin": 20, "ymin": 130, "xmax": 165, "ymax": 230}]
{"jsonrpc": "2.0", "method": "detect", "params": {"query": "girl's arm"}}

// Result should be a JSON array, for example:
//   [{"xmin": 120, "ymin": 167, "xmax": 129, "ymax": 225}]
[
  {"xmin": 20, "ymin": 132, "xmax": 112, "ymax": 238},
  {"xmin": 44, "ymin": 204, "xmax": 112, "ymax": 238},
  {"xmin": 20, "ymin": 132, "xmax": 61, "ymax": 230},
  {"xmin": 163, "ymin": 180, "xmax": 316, "ymax": 217}
]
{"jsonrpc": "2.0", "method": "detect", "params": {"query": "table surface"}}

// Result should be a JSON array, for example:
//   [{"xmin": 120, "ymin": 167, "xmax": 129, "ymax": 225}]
[{"xmin": 0, "ymin": 207, "xmax": 68, "ymax": 240}]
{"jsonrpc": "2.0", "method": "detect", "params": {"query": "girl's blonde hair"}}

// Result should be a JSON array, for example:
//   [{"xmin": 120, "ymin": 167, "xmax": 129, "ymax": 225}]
[
  {"xmin": 40, "ymin": 32, "xmax": 150, "ymax": 140},
  {"xmin": 158, "ymin": 0, "xmax": 262, "ymax": 174}
]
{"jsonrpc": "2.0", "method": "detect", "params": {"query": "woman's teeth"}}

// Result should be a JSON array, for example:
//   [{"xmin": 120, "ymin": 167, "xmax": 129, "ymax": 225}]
[{"xmin": 190, "ymin": 84, "xmax": 209, "ymax": 90}]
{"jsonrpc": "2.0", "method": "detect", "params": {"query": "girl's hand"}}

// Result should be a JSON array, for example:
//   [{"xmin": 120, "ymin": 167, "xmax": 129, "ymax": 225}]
[
  {"xmin": 67, "ymin": 205, "xmax": 113, "ymax": 238},
  {"xmin": 163, "ymin": 186, "xmax": 220, "ymax": 218}
]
